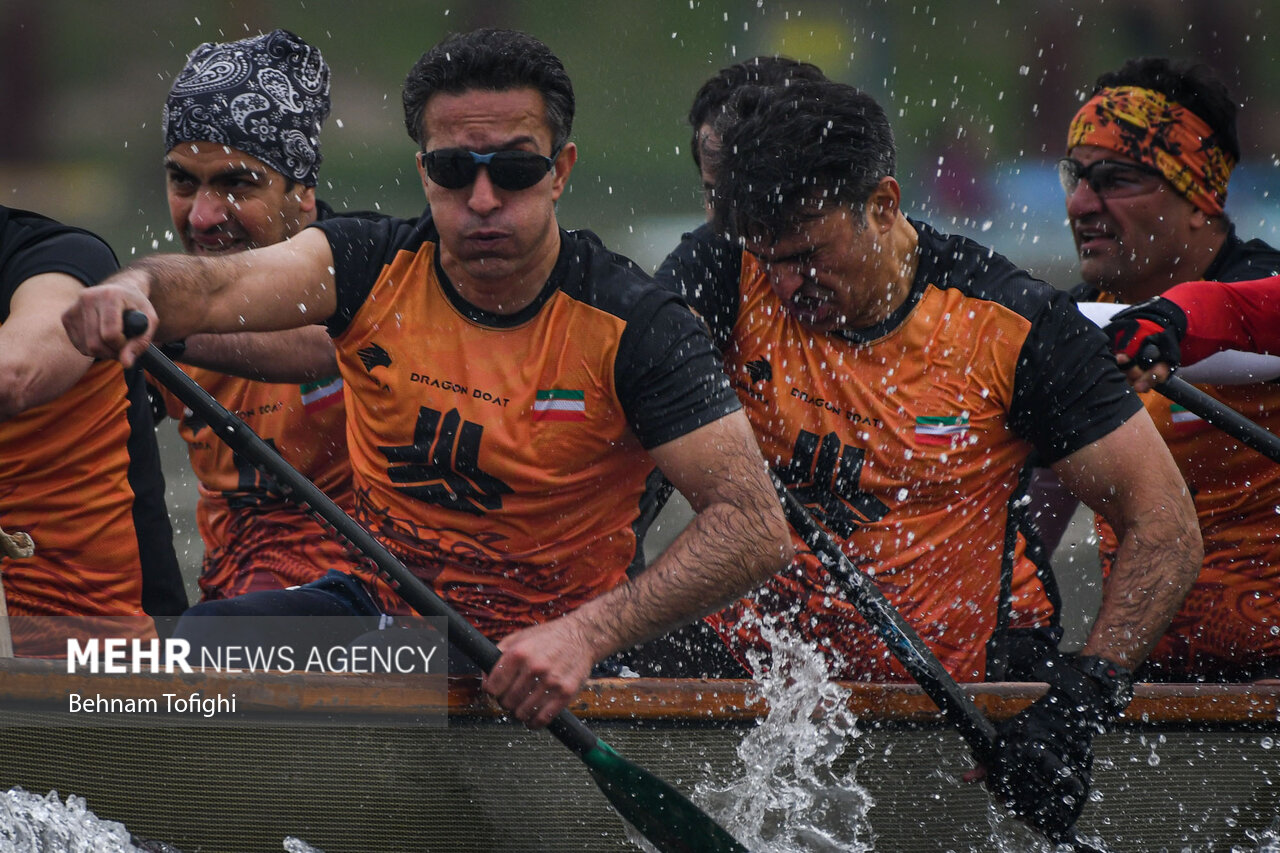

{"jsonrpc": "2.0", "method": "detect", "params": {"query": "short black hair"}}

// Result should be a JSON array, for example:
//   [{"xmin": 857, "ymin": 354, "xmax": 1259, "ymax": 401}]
[
  {"xmin": 402, "ymin": 28, "xmax": 575, "ymax": 152},
  {"xmin": 710, "ymin": 80, "xmax": 896, "ymax": 244},
  {"xmin": 687, "ymin": 56, "xmax": 826, "ymax": 168},
  {"xmin": 1092, "ymin": 57, "xmax": 1240, "ymax": 163}
]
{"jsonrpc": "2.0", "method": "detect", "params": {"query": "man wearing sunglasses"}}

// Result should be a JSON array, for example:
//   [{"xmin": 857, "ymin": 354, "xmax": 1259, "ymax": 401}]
[
  {"xmin": 1037, "ymin": 56, "xmax": 1280, "ymax": 684},
  {"xmin": 61, "ymin": 28, "xmax": 792, "ymax": 730}
]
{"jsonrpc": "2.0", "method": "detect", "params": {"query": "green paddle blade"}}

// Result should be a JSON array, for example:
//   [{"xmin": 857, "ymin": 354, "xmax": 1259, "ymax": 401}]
[{"xmin": 581, "ymin": 740, "xmax": 749, "ymax": 853}]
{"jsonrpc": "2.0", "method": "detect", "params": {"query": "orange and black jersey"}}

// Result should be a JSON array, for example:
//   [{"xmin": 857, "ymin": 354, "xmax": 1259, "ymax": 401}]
[
  {"xmin": 657, "ymin": 220, "xmax": 1141, "ymax": 681},
  {"xmin": 312, "ymin": 211, "xmax": 739, "ymax": 639},
  {"xmin": 1073, "ymin": 228, "xmax": 1280, "ymax": 679},
  {"xmin": 0, "ymin": 205, "xmax": 185, "ymax": 656}
]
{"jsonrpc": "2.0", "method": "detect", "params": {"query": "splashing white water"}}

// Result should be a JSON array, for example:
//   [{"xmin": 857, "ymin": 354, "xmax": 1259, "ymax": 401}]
[
  {"xmin": 0, "ymin": 788, "xmax": 138, "ymax": 853},
  {"xmin": 695, "ymin": 620, "xmax": 875, "ymax": 852},
  {"xmin": 0, "ymin": 787, "xmax": 325, "ymax": 853}
]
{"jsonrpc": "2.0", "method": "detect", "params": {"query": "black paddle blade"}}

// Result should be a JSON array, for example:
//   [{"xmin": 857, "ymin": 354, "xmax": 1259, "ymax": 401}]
[{"xmin": 581, "ymin": 740, "xmax": 749, "ymax": 853}]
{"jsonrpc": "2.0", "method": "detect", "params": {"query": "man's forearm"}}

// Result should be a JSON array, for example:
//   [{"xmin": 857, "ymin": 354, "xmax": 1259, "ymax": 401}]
[
  {"xmin": 177, "ymin": 327, "xmax": 339, "ymax": 382},
  {"xmin": 131, "ymin": 254, "xmax": 232, "ymax": 342},
  {"xmin": 569, "ymin": 489, "xmax": 792, "ymax": 658},
  {"xmin": 1166, "ymin": 275, "xmax": 1280, "ymax": 360},
  {"xmin": 1082, "ymin": 508, "xmax": 1202, "ymax": 669}
]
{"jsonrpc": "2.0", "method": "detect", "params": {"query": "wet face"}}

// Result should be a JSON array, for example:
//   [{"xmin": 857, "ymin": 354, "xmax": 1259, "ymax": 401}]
[
  {"xmin": 417, "ymin": 87, "xmax": 574, "ymax": 296},
  {"xmin": 746, "ymin": 206, "xmax": 891, "ymax": 333},
  {"xmin": 1065, "ymin": 144, "xmax": 1203, "ymax": 301},
  {"xmin": 165, "ymin": 142, "xmax": 316, "ymax": 255}
]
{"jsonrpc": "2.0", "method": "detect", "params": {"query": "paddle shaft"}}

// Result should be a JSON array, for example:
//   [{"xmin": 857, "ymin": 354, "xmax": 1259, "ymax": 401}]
[
  {"xmin": 1157, "ymin": 376, "xmax": 1280, "ymax": 465},
  {"xmin": 772, "ymin": 478, "xmax": 997, "ymax": 761},
  {"xmin": 132, "ymin": 337, "xmax": 599, "ymax": 756}
]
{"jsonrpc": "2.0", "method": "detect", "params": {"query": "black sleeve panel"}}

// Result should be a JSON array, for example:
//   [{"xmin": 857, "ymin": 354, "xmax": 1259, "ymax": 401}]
[
  {"xmin": 910, "ymin": 221, "xmax": 1143, "ymax": 466},
  {"xmin": 310, "ymin": 212, "xmax": 425, "ymax": 337},
  {"xmin": 124, "ymin": 365, "xmax": 187, "ymax": 619},
  {"xmin": 652, "ymin": 223, "xmax": 743, "ymax": 351},
  {"xmin": 615, "ymin": 289, "xmax": 742, "ymax": 450},
  {"xmin": 1009, "ymin": 288, "xmax": 1143, "ymax": 464},
  {"xmin": 1204, "ymin": 234, "xmax": 1280, "ymax": 282}
]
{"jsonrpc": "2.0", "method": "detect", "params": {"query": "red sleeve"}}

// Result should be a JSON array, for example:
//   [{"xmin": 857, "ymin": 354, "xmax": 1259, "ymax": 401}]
[{"xmin": 1164, "ymin": 275, "xmax": 1280, "ymax": 363}]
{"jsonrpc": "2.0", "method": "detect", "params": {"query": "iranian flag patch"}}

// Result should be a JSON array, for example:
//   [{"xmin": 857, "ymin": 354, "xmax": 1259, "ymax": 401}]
[
  {"xmin": 300, "ymin": 377, "xmax": 344, "ymax": 415},
  {"xmin": 1170, "ymin": 403, "xmax": 1204, "ymax": 431},
  {"xmin": 914, "ymin": 413, "xmax": 969, "ymax": 446},
  {"xmin": 533, "ymin": 389, "xmax": 586, "ymax": 422}
]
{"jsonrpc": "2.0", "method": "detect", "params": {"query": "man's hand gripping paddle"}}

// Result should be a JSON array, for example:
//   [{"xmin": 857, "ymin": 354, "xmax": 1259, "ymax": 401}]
[{"xmin": 773, "ymin": 475, "xmax": 1113, "ymax": 853}]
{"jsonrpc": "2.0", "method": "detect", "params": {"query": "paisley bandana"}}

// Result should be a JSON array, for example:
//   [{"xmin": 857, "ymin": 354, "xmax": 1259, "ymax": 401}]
[
  {"xmin": 163, "ymin": 29, "xmax": 330, "ymax": 186},
  {"xmin": 1067, "ymin": 85, "xmax": 1234, "ymax": 216}
]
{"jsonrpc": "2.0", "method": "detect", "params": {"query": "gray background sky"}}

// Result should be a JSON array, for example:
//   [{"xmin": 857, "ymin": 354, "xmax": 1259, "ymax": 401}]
[{"xmin": 6, "ymin": 0, "xmax": 1280, "ymax": 277}]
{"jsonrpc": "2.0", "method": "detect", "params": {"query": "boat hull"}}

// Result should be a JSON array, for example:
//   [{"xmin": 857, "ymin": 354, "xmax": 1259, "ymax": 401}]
[{"xmin": 0, "ymin": 662, "xmax": 1276, "ymax": 852}]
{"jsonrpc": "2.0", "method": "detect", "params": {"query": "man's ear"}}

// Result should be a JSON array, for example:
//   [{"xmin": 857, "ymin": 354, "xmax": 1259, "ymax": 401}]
[
  {"xmin": 866, "ymin": 176, "xmax": 901, "ymax": 232},
  {"xmin": 1188, "ymin": 204, "xmax": 1225, "ymax": 235},
  {"xmin": 297, "ymin": 185, "xmax": 317, "ymax": 214},
  {"xmin": 550, "ymin": 142, "xmax": 578, "ymax": 201}
]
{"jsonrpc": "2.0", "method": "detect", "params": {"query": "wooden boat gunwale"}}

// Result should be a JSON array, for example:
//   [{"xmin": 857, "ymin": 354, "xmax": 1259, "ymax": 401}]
[{"xmin": 1, "ymin": 658, "xmax": 1276, "ymax": 727}]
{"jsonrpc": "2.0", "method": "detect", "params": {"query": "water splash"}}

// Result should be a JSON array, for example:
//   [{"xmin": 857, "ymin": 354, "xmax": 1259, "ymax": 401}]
[
  {"xmin": 695, "ymin": 621, "xmax": 874, "ymax": 852},
  {"xmin": 0, "ymin": 788, "xmax": 138, "ymax": 853},
  {"xmin": 0, "ymin": 787, "xmax": 325, "ymax": 853}
]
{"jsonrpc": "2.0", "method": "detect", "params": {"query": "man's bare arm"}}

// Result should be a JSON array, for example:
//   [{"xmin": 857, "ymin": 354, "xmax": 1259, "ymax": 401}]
[
  {"xmin": 485, "ymin": 409, "xmax": 794, "ymax": 727},
  {"xmin": 0, "ymin": 274, "xmax": 95, "ymax": 420},
  {"xmin": 61, "ymin": 227, "xmax": 337, "ymax": 367},
  {"xmin": 177, "ymin": 326, "xmax": 339, "ymax": 382},
  {"xmin": 1052, "ymin": 411, "xmax": 1202, "ymax": 670},
  {"xmin": 581, "ymin": 408, "xmax": 793, "ymax": 649}
]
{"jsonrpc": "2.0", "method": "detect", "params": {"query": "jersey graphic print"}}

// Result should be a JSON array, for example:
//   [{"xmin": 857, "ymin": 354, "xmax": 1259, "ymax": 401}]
[
  {"xmin": 532, "ymin": 389, "xmax": 586, "ymax": 422},
  {"xmin": 382, "ymin": 406, "xmax": 512, "ymax": 515},
  {"xmin": 358, "ymin": 343, "xmax": 392, "ymax": 372},
  {"xmin": 775, "ymin": 428, "xmax": 889, "ymax": 538}
]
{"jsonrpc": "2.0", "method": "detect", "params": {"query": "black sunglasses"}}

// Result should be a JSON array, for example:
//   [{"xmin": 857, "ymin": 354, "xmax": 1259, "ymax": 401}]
[
  {"xmin": 1058, "ymin": 157, "xmax": 1166, "ymax": 199},
  {"xmin": 421, "ymin": 147, "xmax": 559, "ymax": 191}
]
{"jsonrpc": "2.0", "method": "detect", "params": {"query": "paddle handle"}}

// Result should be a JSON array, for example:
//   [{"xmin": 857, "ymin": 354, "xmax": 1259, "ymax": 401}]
[
  {"xmin": 125, "ymin": 313, "xmax": 601, "ymax": 757},
  {"xmin": 771, "ymin": 476, "xmax": 998, "ymax": 762}
]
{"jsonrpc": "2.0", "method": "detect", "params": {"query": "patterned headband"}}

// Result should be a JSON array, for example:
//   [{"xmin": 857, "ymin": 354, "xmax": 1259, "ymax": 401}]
[
  {"xmin": 1067, "ymin": 85, "xmax": 1234, "ymax": 216},
  {"xmin": 163, "ymin": 29, "xmax": 330, "ymax": 187}
]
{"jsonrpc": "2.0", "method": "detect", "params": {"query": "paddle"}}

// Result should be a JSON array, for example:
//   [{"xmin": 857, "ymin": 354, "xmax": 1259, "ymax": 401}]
[
  {"xmin": 1156, "ymin": 376, "xmax": 1280, "ymax": 465},
  {"xmin": 123, "ymin": 312, "xmax": 748, "ymax": 853},
  {"xmin": 771, "ymin": 475, "xmax": 1111, "ymax": 853}
]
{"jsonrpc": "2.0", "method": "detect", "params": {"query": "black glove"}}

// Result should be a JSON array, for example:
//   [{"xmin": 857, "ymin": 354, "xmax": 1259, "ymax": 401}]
[
  {"xmin": 988, "ymin": 654, "xmax": 1133, "ymax": 842},
  {"xmin": 1101, "ymin": 297, "xmax": 1187, "ymax": 369}
]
